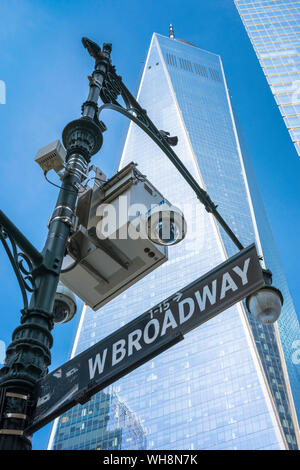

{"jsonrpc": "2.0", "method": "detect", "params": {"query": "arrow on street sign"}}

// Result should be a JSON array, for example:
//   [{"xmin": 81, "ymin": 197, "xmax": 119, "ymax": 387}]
[
  {"xmin": 173, "ymin": 292, "xmax": 183, "ymax": 302},
  {"xmin": 26, "ymin": 243, "xmax": 265, "ymax": 433}
]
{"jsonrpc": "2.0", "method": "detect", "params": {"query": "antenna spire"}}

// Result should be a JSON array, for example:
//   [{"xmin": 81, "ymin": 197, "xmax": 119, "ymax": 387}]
[{"xmin": 169, "ymin": 24, "xmax": 175, "ymax": 39}]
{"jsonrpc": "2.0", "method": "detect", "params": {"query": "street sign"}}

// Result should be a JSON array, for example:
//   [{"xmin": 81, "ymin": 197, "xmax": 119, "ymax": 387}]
[{"xmin": 26, "ymin": 243, "xmax": 265, "ymax": 433}]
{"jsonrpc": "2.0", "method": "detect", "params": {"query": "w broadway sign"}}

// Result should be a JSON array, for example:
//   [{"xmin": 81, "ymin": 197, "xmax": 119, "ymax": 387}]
[{"xmin": 26, "ymin": 244, "xmax": 265, "ymax": 433}]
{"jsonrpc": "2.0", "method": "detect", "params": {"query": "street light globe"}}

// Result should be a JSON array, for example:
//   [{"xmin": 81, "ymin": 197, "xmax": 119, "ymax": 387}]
[
  {"xmin": 146, "ymin": 203, "xmax": 187, "ymax": 246},
  {"xmin": 246, "ymin": 286, "xmax": 283, "ymax": 325}
]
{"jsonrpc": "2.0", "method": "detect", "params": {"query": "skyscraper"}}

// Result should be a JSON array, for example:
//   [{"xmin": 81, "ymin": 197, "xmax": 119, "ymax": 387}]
[
  {"xmin": 234, "ymin": 0, "xmax": 300, "ymax": 157},
  {"xmin": 49, "ymin": 30, "xmax": 300, "ymax": 450}
]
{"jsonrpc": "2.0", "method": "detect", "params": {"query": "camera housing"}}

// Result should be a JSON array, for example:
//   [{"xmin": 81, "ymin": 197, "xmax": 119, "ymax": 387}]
[
  {"xmin": 60, "ymin": 162, "xmax": 169, "ymax": 311},
  {"xmin": 35, "ymin": 140, "xmax": 66, "ymax": 173},
  {"xmin": 145, "ymin": 201, "xmax": 187, "ymax": 246},
  {"xmin": 53, "ymin": 284, "xmax": 77, "ymax": 324}
]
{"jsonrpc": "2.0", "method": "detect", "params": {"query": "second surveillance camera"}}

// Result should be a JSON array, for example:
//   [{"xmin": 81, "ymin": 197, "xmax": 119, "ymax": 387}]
[{"xmin": 53, "ymin": 283, "xmax": 77, "ymax": 325}]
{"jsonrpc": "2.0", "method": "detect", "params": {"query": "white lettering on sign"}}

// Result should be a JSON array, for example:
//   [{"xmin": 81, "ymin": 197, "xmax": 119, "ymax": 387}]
[
  {"xmin": 220, "ymin": 273, "xmax": 238, "ymax": 299},
  {"xmin": 86, "ymin": 257, "xmax": 253, "ymax": 380},
  {"xmin": 112, "ymin": 339, "xmax": 126, "ymax": 366},
  {"xmin": 195, "ymin": 280, "xmax": 217, "ymax": 311},
  {"xmin": 88, "ymin": 349, "xmax": 107, "ymax": 380},
  {"xmin": 144, "ymin": 319, "xmax": 160, "ymax": 344},
  {"xmin": 30, "ymin": 248, "xmax": 266, "ymax": 435},
  {"xmin": 161, "ymin": 309, "xmax": 178, "ymax": 336},
  {"xmin": 128, "ymin": 329, "xmax": 142, "ymax": 357},
  {"xmin": 178, "ymin": 298, "xmax": 195, "ymax": 324},
  {"xmin": 233, "ymin": 258, "xmax": 250, "ymax": 285}
]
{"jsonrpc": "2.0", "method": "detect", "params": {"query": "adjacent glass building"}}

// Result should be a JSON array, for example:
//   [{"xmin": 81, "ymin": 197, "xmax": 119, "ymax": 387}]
[
  {"xmin": 49, "ymin": 31, "xmax": 300, "ymax": 450},
  {"xmin": 50, "ymin": 389, "xmax": 147, "ymax": 450},
  {"xmin": 234, "ymin": 0, "xmax": 300, "ymax": 157}
]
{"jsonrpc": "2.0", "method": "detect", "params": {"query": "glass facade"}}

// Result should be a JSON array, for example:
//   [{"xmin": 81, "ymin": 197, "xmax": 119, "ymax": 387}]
[
  {"xmin": 234, "ymin": 0, "xmax": 300, "ymax": 157},
  {"xmin": 51, "ymin": 391, "xmax": 147, "ymax": 450},
  {"xmin": 49, "ymin": 33, "xmax": 299, "ymax": 450}
]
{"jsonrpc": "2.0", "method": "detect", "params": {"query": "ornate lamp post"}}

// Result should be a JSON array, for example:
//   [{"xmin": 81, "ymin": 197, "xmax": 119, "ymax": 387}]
[
  {"xmin": 0, "ymin": 38, "xmax": 283, "ymax": 450},
  {"xmin": 0, "ymin": 40, "xmax": 111, "ymax": 451}
]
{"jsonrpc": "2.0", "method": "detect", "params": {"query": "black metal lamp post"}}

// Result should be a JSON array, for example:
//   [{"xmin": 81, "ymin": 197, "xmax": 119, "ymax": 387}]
[
  {"xmin": 0, "ymin": 40, "xmax": 111, "ymax": 451},
  {"xmin": 0, "ymin": 38, "xmax": 282, "ymax": 450}
]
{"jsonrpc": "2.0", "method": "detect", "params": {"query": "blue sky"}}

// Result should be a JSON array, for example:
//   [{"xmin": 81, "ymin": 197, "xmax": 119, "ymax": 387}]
[{"xmin": 0, "ymin": 0, "xmax": 299, "ymax": 450}]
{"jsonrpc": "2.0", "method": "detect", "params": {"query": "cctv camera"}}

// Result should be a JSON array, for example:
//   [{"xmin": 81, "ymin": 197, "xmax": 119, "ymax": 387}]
[
  {"xmin": 145, "ymin": 202, "xmax": 187, "ymax": 246},
  {"xmin": 53, "ymin": 283, "xmax": 77, "ymax": 324}
]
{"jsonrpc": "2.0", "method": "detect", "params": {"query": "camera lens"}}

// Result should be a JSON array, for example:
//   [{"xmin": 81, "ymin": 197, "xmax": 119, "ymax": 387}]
[
  {"xmin": 146, "ymin": 203, "xmax": 187, "ymax": 246},
  {"xmin": 53, "ymin": 299, "xmax": 70, "ymax": 324},
  {"xmin": 153, "ymin": 220, "xmax": 180, "ymax": 245},
  {"xmin": 53, "ymin": 284, "xmax": 77, "ymax": 324}
]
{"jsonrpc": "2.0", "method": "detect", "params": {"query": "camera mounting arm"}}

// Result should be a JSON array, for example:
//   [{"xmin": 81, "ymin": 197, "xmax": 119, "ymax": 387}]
[{"xmin": 88, "ymin": 37, "xmax": 244, "ymax": 251}]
